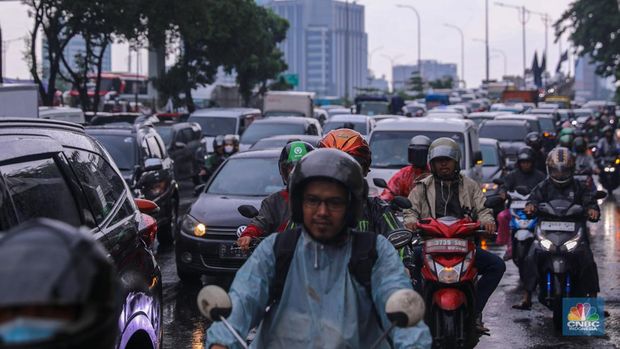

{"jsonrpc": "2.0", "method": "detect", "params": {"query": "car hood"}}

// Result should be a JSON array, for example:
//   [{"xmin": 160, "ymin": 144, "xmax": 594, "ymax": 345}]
[
  {"xmin": 498, "ymin": 141, "xmax": 526, "ymax": 156},
  {"xmin": 188, "ymin": 193, "xmax": 265, "ymax": 227},
  {"xmin": 481, "ymin": 166, "xmax": 502, "ymax": 181}
]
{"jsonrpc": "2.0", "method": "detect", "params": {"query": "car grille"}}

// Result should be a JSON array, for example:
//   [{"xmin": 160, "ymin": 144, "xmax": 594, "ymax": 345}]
[
  {"xmin": 201, "ymin": 255, "xmax": 248, "ymax": 269},
  {"xmin": 206, "ymin": 226, "xmax": 238, "ymax": 240}
]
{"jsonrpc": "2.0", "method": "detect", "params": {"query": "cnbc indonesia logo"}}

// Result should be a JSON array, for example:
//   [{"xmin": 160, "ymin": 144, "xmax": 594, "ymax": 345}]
[{"xmin": 566, "ymin": 303, "xmax": 601, "ymax": 332}]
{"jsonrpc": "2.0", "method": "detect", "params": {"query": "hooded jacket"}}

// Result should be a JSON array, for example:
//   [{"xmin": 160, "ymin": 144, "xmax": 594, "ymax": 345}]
[
  {"xmin": 404, "ymin": 175, "xmax": 494, "ymax": 226},
  {"xmin": 205, "ymin": 229, "xmax": 432, "ymax": 349},
  {"xmin": 380, "ymin": 165, "xmax": 430, "ymax": 202}
]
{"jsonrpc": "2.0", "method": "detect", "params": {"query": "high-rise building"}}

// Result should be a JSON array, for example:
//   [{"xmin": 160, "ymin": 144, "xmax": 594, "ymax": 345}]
[
  {"xmin": 392, "ymin": 60, "xmax": 458, "ymax": 91},
  {"xmin": 574, "ymin": 54, "xmax": 613, "ymax": 102},
  {"xmin": 264, "ymin": 0, "xmax": 368, "ymax": 98},
  {"xmin": 42, "ymin": 35, "xmax": 112, "ymax": 81}
]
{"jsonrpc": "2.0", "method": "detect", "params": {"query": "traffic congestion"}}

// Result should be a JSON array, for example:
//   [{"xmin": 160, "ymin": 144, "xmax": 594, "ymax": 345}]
[{"xmin": 1, "ymin": 0, "xmax": 620, "ymax": 348}]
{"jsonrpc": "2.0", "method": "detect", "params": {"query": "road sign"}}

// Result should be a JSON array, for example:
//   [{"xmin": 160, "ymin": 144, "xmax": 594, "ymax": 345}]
[{"xmin": 282, "ymin": 73, "xmax": 299, "ymax": 87}]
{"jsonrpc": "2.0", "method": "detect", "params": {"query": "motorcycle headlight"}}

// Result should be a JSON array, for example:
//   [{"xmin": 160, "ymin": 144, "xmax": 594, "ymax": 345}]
[
  {"xmin": 540, "ymin": 239, "xmax": 553, "ymax": 251},
  {"xmin": 436, "ymin": 263, "xmax": 462, "ymax": 284},
  {"xmin": 563, "ymin": 229, "xmax": 582, "ymax": 252},
  {"xmin": 181, "ymin": 214, "xmax": 207, "ymax": 237}
]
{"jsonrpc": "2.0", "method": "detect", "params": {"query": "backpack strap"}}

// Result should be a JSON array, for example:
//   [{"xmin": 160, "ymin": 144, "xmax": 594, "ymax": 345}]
[
  {"xmin": 348, "ymin": 231, "xmax": 378, "ymax": 295},
  {"xmin": 270, "ymin": 227, "xmax": 302, "ymax": 303}
]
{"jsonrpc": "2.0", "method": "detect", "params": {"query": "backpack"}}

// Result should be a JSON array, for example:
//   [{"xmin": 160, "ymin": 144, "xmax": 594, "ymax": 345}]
[{"xmin": 270, "ymin": 227, "xmax": 378, "ymax": 303}]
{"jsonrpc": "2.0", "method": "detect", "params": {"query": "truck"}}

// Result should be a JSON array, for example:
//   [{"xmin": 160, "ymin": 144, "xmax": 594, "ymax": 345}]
[
  {"xmin": 263, "ymin": 91, "xmax": 315, "ymax": 118},
  {"xmin": 501, "ymin": 90, "xmax": 539, "ymax": 104},
  {"xmin": 425, "ymin": 93, "xmax": 450, "ymax": 109},
  {"xmin": 0, "ymin": 84, "xmax": 39, "ymax": 118}
]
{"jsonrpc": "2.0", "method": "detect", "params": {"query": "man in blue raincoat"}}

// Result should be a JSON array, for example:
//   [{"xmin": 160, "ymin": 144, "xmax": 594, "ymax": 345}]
[{"xmin": 206, "ymin": 149, "xmax": 432, "ymax": 349}]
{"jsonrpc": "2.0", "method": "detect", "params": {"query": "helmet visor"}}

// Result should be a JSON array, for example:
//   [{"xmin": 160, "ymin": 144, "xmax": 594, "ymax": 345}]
[
  {"xmin": 429, "ymin": 145, "xmax": 460, "ymax": 163},
  {"xmin": 548, "ymin": 165, "xmax": 572, "ymax": 183}
]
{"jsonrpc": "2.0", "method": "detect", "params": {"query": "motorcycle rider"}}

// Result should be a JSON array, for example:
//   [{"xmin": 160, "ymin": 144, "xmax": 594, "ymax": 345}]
[
  {"xmin": 201, "ymin": 134, "xmax": 239, "ymax": 181},
  {"xmin": 319, "ymin": 129, "xmax": 402, "ymax": 235},
  {"xmin": 514, "ymin": 147, "xmax": 601, "ymax": 310},
  {"xmin": 206, "ymin": 149, "xmax": 432, "ymax": 348},
  {"xmin": 379, "ymin": 135, "xmax": 431, "ymax": 202},
  {"xmin": 0, "ymin": 219, "xmax": 120, "ymax": 348},
  {"xmin": 237, "ymin": 140, "xmax": 315, "ymax": 251},
  {"xmin": 497, "ymin": 147, "xmax": 547, "ymax": 260},
  {"xmin": 404, "ymin": 138, "xmax": 505, "ymax": 333},
  {"xmin": 595, "ymin": 125, "xmax": 618, "ymax": 158},
  {"xmin": 525, "ymin": 132, "xmax": 547, "ymax": 172}
]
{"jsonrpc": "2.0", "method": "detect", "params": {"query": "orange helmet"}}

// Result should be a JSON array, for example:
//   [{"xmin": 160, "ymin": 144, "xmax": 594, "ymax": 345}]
[{"xmin": 319, "ymin": 129, "xmax": 372, "ymax": 172}]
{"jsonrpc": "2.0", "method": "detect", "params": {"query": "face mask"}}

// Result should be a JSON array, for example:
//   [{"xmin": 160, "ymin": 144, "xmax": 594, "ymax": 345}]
[
  {"xmin": 224, "ymin": 145, "xmax": 234, "ymax": 153},
  {"xmin": 0, "ymin": 317, "xmax": 66, "ymax": 344}
]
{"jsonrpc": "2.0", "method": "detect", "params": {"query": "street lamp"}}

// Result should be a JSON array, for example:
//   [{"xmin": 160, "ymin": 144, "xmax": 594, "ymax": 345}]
[
  {"xmin": 396, "ymin": 4, "xmax": 421, "ymax": 73},
  {"xmin": 444, "ymin": 23, "xmax": 465, "ymax": 87},
  {"xmin": 368, "ymin": 46, "xmax": 383, "ymax": 69},
  {"xmin": 491, "ymin": 49, "xmax": 507, "ymax": 77},
  {"xmin": 495, "ymin": 1, "xmax": 530, "ymax": 85},
  {"xmin": 381, "ymin": 54, "xmax": 404, "ymax": 92}
]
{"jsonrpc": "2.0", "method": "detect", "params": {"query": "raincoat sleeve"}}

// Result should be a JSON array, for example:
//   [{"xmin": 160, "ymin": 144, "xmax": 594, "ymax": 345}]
[
  {"xmin": 205, "ymin": 235, "xmax": 277, "ymax": 349},
  {"xmin": 372, "ymin": 236, "xmax": 433, "ymax": 349},
  {"xmin": 380, "ymin": 167, "xmax": 405, "ymax": 201}
]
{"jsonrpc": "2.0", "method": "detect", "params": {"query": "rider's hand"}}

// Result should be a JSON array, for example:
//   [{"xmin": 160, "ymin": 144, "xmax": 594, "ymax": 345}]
[
  {"xmin": 405, "ymin": 222, "xmax": 417, "ymax": 231},
  {"xmin": 499, "ymin": 192, "xmax": 507, "ymax": 200},
  {"xmin": 483, "ymin": 221, "xmax": 496, "ymax": 234},
  {"xmin": 524, "ymin": 204, "xmax": 536, "ymax": 215},
  {"xmin": 237, "ymin": 236, "xmax": 252, "ymax": 252},
  {"xmin": 588, "ymin": 209, "xmax": 600, "ymax": 221}
]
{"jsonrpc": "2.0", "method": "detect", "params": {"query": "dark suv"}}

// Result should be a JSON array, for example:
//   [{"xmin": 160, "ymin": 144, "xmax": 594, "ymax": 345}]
[
  {"xmin": 0, "ymin": 118, "xmax": 162, "ymax": 349},
  {"xmin": 151, "ymin": 120, "xmax": 203, "ymax": 185},
  {"xmin": 86, "ymin": 123, "xmax": 179, "ymax": 244}
]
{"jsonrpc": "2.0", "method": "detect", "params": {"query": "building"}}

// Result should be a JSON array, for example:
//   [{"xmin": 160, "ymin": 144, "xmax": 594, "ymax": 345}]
[
  {"xmin": 574, "ymin": 54, "xmax": 613, "ymax": 102},
  {"xmin": 392, "ymin": 60, "xmax": 458, "ymax": 91},
  {"xmin": 42, "ymin": 35, "xmax": 112, "ymax": 81},
  {"xmin": 264, "ymin": 0, "xmax": 368, "ymax": 98}
]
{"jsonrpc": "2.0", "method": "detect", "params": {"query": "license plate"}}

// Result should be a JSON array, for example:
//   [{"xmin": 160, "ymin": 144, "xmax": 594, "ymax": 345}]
[
  {"xmin": 425, "ymin": 239, "xmax": 468, "ymax": 253},
  {"xmin": 218, "ymin": 243, "xmax": 247, "ymax": 259},
  {"xmin": 540, "ymin": 221, "xmax": 575, "ymax": 232},
  {"xmin": 511, "ymin": 200, "xmax": 527, "ymax": 209}
]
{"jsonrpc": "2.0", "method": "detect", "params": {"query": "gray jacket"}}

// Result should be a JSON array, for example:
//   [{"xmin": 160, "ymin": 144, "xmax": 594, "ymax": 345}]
[{"xmin": 404, "ymin": 175, "xmax": 494, "ymax": 226}]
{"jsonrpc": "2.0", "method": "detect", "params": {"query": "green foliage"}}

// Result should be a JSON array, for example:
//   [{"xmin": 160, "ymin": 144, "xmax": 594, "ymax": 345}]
[
  {"xmin": 406, "ymin": 71, "xmax": 424, "ymax": 98},
  {"xmin": 555, "ymin": 0, "xmax": 620, "ymax": 98},
  {"xmin": 429, "ymin": 77, "xmax": 454, "ymax": 89},
  {"xmin": 269, "ymin": 76, "xmax": 294, "ymax": 91}
]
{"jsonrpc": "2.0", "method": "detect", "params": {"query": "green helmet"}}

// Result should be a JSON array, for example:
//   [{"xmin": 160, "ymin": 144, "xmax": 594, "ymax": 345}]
[
  {"xmin": 558, "ymin": 127, "xmax": 575, "ymax": 138},
  {"xmin": 428, "ymin": 137, "xmax": 461, "ymax": 169},
  {"xmin": 558, "ymin": 134, "xmax": 574, "ymax": 148}
]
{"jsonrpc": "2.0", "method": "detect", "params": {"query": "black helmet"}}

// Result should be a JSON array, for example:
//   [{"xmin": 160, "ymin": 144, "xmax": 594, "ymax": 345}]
[
  {"xmin": 525, "ymin": 132, "xmax": 542, "ymax": 150},
  {"xmin": 213, "ymin": 135, "xmax": 225, "ymax": 149},
  {"xmin": 517, "ymin": 146, "xmax": 535, "ymax": 163},
  {"xmin": 602, "ymin": 125, "xmax": 613, "ymax": 135},
  {"xmin": 288, "ymin": 148, "xmax": 365, "ymax": 228},
  {"xmin": 278, "ymin": 140, "xmax": 315, "ymax": 185},
  {"xmin": 547, "ymin": 147, "xmax": 576, "ymax": 187},
  {"xmin": 573, "ymin": 136, "xmax": 587, "ymax": 153},
  {"xmin": 408, "ymin": 135, "xmax": 431, "ymax": 168},
  {"xmin": 0, "ymin": 219, "xmax": 120, "ymax": 349}
]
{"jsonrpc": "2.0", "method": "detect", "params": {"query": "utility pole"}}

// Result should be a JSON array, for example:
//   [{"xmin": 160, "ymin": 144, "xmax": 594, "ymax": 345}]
[
  {"xmin": 495, "ymin": 2, "xmax": 530, "ymax": 87},
  {"xmin": 0, "ymin": 25, "xmax": 3, "ymax": 84},
  {"xmin": 444, "ymin": 24, "xmax": 465, "ymax": 88},
  {"xmin": 396, "ymin": 5, "xmax": 421, "ymax": 74},
  {"xmin": 381, "ymin": 54, "xmax": 403, "ymax": 93},
  {"xmin": 344, "ymin": 0, "xmax": 350, "ymax": 103},
  {"xmin": 485, "ymin": 0, "xmax": 490, "ymax": 82}
]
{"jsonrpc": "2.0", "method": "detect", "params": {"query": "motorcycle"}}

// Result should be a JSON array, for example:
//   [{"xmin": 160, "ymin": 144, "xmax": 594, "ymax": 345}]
[
  {"xmin": 574, "ymin": 167, "xmax": 596, "ymax": 193},
  {"xmin": 506, "ymin": 187, "xmax": 537, "ymax": 269},
  {"xmin": 533, "ymin": 191, "xmax": 605, "ymax": 331},
  {"xmin": 597, "ymin": 155, "xmax": 620, "ymax": 193},
  {"xmin": 415, "ymin": 215, "xmax": 492, "ymax": 349}
]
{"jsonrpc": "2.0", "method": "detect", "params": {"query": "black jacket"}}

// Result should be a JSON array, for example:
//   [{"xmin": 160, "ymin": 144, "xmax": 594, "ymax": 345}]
[
  {"xmin": 361, "ymin": 197, "xmax": 403, "ymax": 236},
  {"xmin": 500, "ymin": 168, "xmax": 546, "ymax": 194},
  {"xmin": 528, "ymin": 178, "xmax": 600, "ymax": 213}
]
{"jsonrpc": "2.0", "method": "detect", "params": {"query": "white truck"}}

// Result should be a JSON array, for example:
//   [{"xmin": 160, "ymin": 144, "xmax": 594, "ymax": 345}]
[
  {"xmin": 0, "ymin": 84, "xmax": 39, "ymax": 118},
  {"xmin": 263, "ymin": 91, "xmax": 315, "ymax": 118}
]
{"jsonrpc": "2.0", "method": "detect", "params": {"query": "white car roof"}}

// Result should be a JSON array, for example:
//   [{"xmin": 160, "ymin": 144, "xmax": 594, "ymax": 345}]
[{"xmin": 372, "ymin": 117, "xmax": 475, "ymax": 132}]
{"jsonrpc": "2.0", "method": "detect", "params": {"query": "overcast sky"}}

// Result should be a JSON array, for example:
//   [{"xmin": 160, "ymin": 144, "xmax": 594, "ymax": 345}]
[{"xmin": 1, "ymin": 0, "xmax": 574, "ymax": 87}]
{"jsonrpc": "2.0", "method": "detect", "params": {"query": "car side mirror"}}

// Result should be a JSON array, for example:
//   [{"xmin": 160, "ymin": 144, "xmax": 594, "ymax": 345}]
[
  {"xmin": 134, "ymin": 198, "xmax": 160, "ymax": 214},
  {"xmin": 373, "ymin": 178, "xmax": 389, "ymax": 189},
  {"xmin": 595, "ymin": 190, "xmax": 607, "ymax": 200},
  {"xmin": 144, "ymin": 158, "xmax": 163, "ymax": 172},
  {"xmin": 174, "ymin": 141, "xmax": 187, "ymax": 149},
  {"xmin": 473, "ymin": 150, "xmax": 483, "ymax": 166},
  {"xmin": 492, "ymin": 178, "xmax": 505, "ymax": 186},
  {"xmin": 238, "ymin": 205, "xmax": 259, "ymax": 219}
]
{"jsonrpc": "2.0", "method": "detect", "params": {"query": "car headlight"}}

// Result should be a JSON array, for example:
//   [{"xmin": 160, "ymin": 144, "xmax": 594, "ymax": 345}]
[
  {"xmin": 181, "ymin": 214, "xmax": 207, "ymax": 237},
  {"xmin": 481, "ymin": 183, "xmax": 498, "ymax": 194},
  {"xmin": 436, "ymin": 263, "xmax": 462, "ymax": 284}
]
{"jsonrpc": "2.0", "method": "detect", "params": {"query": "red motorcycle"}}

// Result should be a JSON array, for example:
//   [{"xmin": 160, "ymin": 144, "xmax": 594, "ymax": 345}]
[{"xmin": 416, "ymin": 216, "xmax": 486, "ymax": 349}]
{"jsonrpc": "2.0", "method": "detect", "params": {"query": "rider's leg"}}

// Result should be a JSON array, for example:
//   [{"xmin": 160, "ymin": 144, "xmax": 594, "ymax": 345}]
[{"xmin": 474, "ymin": 248, "xmax": 506, "ymax": 315}]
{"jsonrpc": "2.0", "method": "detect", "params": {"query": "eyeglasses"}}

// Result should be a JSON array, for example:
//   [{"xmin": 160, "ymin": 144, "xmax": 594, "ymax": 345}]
[{"xmin": 302, "ymin": 196, "xmax": 347, "ymax": 211}]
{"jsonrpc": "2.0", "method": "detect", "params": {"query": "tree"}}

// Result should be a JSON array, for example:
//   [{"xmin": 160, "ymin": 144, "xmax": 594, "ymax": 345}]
[
  {"xmin": 406, "ymin": 70, "xmax": 424, "ymax": 98},
  {"xmin": 268, "ymin": 76, "xmax": 294, "ymax": 91},
  {"xmin": 555, "ymin": 0, "xmax": 620, "ymax": 101},
  {"xmin": 429, "ymin": 77, "xmax": 454, "ymax": 89}
]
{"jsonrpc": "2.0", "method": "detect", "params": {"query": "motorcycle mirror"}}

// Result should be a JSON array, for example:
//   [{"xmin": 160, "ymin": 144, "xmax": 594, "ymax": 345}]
[
  {"xmin": 385, "ymin": 289, "xmax": 425, "ymax": 327},
  {"xmin": 238, "ymin": 205, "xmax": 259, "ymax": 219},
  {"xmin": 484, "ymin": 196, "xmax": 504, "ymax": 209},
  {"xmin": 373, "ymin": 178, "xmax": 389, "ymax": 189},
  {"xmin": 387, "ymin": 230, "xmax": 413, "ymax": 249},
  {"xmin": 197, "ymin": 285, "xmax": 232, "ymax": 322},
  {"xmin": 595, "ymin": 190, "xmax": 607, "ymax": 200},
  {"xmin": 492, "ymin": 178, "xmax": 505, "ymax": 186},
  {"xmin": 392, "ymin": 196, "xmax": 413, "ymax": 210}
]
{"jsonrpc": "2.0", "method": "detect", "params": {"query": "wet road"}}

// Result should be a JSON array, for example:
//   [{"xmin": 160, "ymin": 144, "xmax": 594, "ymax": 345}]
[{"xmin": 158, "ymin": 180, "xmax": 620, "ymax": 348}]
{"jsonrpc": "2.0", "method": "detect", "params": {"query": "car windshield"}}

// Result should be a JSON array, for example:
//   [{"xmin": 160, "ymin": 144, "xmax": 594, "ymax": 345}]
[
  {"xmin": 263, "ymin": 111, "xmax": 306, "ymax": 117},
  {"xmin": 370, "ymin": 131, "xmax": 465, "ymax": 169},
  {"xmin": 479, "ymin": 125, "xmax": 528, "ymax": 142},
  {"xmin": 241, "ymin": 123, "xmax": 306, "ymax": 145},
  {"xmin": 359, "ymin": 102, "xmax": 389, "ymax": 116},
  {"xmin": 250, "ymin": 139, "xmax": 288, "ymax": 150},
  {"xmin": 539, "ymin": 118, "xmax": 556, "ymax": 133},
  {"xmin": 480, "ymin": 144, "xmax": 499, "ymax": 166},
  {"xmin": 90, "ymin": 134, "xmax": 136, "ymax": 170},
  {"xmin": 155, "ymin": 126, "xmax": 173, "ymax": 146},
  {"xmin": 207, "ymin": 157, "xmax": 282, "ymax": 196},
  {"xmin": 323, "ymin": 121, "xmax": 367, "ymax": 134},
  {"xmin": 188, "ymin": 116, "xmax": 237, "ymax": 137},
  {"xmin": 468, "ymin": 117, "xmax": 488, "ymax": 126}
]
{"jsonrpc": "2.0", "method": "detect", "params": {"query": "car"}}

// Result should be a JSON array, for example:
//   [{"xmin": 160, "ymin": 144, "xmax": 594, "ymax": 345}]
[
  {"xmin": 239, "ymin": 116, "xmax": 322, "ymax": 151},
  {"xmin": 466, "ymin": 111, "xmax": 508, "ymax": 127},
  {"xmin": 38, "ymin": 106, "xmax": 86, "ymax": 124},
  {"xmin": 370, "ymin": 114, "xmax": 405, "ymax": 123},
  {"xmin": 529, "ymin": 108, "xmax": 562, "ymax": 125},
  {"xmin": 402, "ymin": 103, "xmax": 427, "ymax": 117},
  {"xmin": 313, "ymin": 108, "xmax": 329, "ymax": 125},
  {"xmin": 366, "ymin": 118, "xmax": 483, "ymax": 196},
  {"xmin": 494, "ymin": 114, "xmax": 556, "ymax": 149},
  {"xmin": 479, "ymin": 138, "xmax": 507, "ymax": 197},
  {"xmin": 249, "ymin": 134, "xmax": 322, "ymax": 151},
  {"xmin": 0, "ymin": 118, "xmax": 162, "ymax": 349},
  {"xmin": 425, "ymin": 112, "xmax": 465, "ymax": 120},
  {"xmin": 428, "ymin": 105, "xmax": 465, "ymax": 116},
  {"xmin": 490, "ymin": 103, "xmax": 526, "ymax": 114},
  {"xmin": 322, "ymin": 114, "xmax": 376, "ymax": 135},
  {"xmin": 326, "ymin": 107, "xmax": 352, "ymax": 118},
  {"xmin": 86, "ymin": 123, "xmax": 179, "ymax": 244},
  {"xmin": 188, "ymin": 108, "xmax": 262, "ymax": 153},
  {"xmin": 479, "ymin": 119, "xmax": 531, "ymax": 168},
  {"xmin": 175, "ymin": 149, "xmax": 283, "ymax": 281},
  {"xmin": 152, "ymin": 120, "xmax": 203, "ymax": 184}
]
